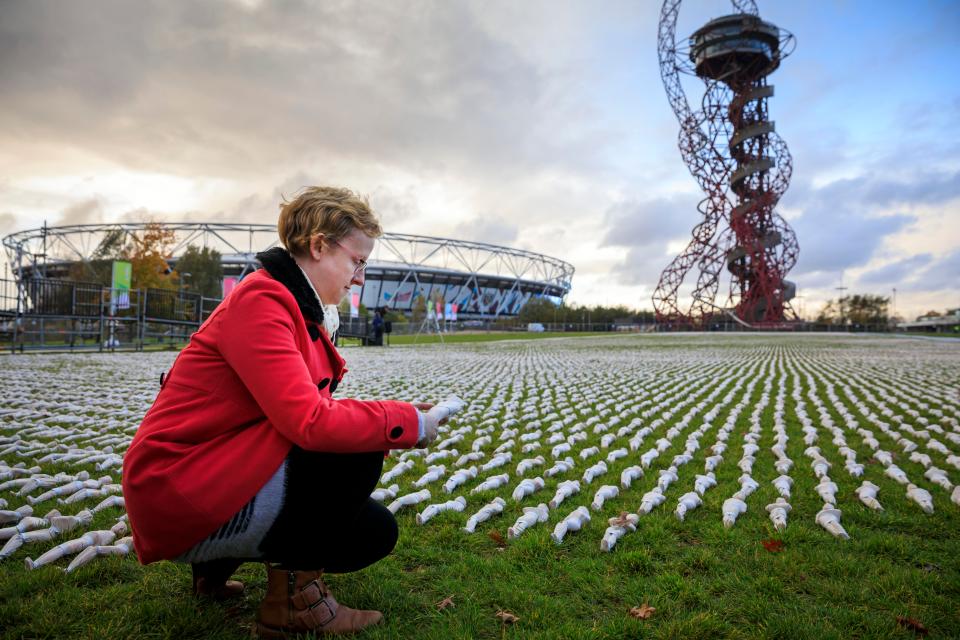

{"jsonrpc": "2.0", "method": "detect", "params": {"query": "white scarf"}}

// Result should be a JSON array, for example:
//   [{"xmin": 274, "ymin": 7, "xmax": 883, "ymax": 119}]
[{"xmin": 296, "ymin": 263, "xmax": 341, "ymax": 337}]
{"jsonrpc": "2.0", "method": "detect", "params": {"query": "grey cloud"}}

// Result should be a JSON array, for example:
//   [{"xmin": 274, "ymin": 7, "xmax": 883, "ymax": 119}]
[
  {"xmin": 856, "ymin": 254, "xmax": 933, "ymax": 286},
  {"xmin": 56, "ymin": 198, "xmax": 106, "ymax": 227},
  {"xmin": 452, "ymin": 217, "xmax": 518, "ymax": 246},
  {"xmin": 912, "ymin": 249, "xmax": 960, "ymax": 291},
  {"xmin": 0, "ymin": 212, "xmax": 16, "ymax": 235},
  {"xmin": 600, "ymin": 196, "xmax": 700, "ymax": 249}
]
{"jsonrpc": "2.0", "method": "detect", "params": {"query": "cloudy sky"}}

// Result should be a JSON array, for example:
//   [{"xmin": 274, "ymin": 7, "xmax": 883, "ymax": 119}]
[{"xmin": 1, "ymin": 0, "xmax": 957, "ymax": 319}]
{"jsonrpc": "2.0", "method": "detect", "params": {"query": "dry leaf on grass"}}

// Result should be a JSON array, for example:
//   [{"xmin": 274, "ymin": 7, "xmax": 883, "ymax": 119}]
[
  {"xmin": 488, "ymin": 530, "xmax": 507, "ymax": 548},
  {"xmin": 761, "ymin": 539, "xmax": 785, "ymax": 553},
  {"xmin": 435, "ymin": 596, "xmax": 455, "ymax": 610},
  {"xmin": 629, "ymin": 602, "xmax": 656, "ymax": 620},
  {"xmin": 495, "ymin": 610, "xmax": 519, "ymax": 624},
  {"xmin": 896, "ymin": 616, "xmax": 929, "ymax": 635},
  {"xmin": 609, "ymin": 511, "xmax": 633, "ymax": 528}
]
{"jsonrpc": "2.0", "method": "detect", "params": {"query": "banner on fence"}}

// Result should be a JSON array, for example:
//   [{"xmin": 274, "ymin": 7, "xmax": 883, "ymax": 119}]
[
  {"xmin": 445, "ymin": 303, "xmax": 453, "ymax": 320},
  {"xmin": 222, "ymin": 276, "xmax": 239, "ymax": 299},
  {"xmin": 110, "ymin": 261, "xmax": 131, "ymax": 314},
  {"xmin": 451, "ymin": 303, "xmax": 458, "ymax": 321},
  {"xmin": 350, "ymin": 291, "xmax": 360, "ymax": 318}
]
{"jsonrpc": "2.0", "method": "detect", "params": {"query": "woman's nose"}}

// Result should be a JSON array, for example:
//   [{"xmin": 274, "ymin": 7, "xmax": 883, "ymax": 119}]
[{"xmin": 351, "ymin": 270, "xmax": 365, "ymax": 287}]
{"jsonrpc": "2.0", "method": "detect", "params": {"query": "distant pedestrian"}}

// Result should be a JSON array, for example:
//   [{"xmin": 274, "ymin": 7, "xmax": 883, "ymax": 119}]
[{"xmin": 372, "ymin": 308, "xmax": 384, "ymax": 346}]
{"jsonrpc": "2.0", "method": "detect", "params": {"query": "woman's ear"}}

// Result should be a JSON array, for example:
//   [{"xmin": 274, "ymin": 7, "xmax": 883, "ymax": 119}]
[{"xmin": 309, "ymin": 234, "xmax": 325, "ymax": 260}]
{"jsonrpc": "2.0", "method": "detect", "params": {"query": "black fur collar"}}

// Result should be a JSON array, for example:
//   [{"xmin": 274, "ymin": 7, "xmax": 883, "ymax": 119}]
[{"xmin": 255, "ymin": 247, "xmax": 325, "ymax": 327}]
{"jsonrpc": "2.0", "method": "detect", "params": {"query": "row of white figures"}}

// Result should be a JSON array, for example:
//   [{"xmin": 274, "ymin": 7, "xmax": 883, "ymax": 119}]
[{"xmin": 0, "ymin": 509, "xmax": 93, "ymax": 559}]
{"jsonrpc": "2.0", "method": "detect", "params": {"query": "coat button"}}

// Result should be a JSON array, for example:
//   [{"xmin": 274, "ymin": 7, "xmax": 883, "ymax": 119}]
[
  {"xmin": 317, "ymin": 378, "xmax": 330, "ymax": 391},
  {"xmin": 159, "ymin": 372, "xmax": 166, "ymax": 387},
  {"xmin": 308, "ymin": 325, "xmax": 321, "ymax": 341},
  {"xmin": 389, "ymin": 426, "xmax": 403, "ymax": 439},
  {"xmin": 330, "ymin": 379, "xmax": 339, "ymax": 393}
]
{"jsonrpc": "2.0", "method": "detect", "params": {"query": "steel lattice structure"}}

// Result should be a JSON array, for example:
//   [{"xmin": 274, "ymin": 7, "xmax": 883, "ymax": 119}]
[
  {"xmin": 652, "ymin": 0, "xmax": 798, "ymax": 327},
  {"xmin": 3, "ymin": 223, "xmax": 574, "ymax": 318}
]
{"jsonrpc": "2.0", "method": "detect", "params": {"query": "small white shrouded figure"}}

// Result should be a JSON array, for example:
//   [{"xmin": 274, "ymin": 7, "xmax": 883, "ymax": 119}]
[
  {"xmin": 443, "ymin": 466, "xmax": 478, "ymax": 493},
  {"xmin": 416, "ymin": 496, "xmax": 467, "ymax": 525},
  {"xmin": 471, "ymin": 473, "xmax": 510, "ymax": 494},
  {"xmin": 428, "ymin": 395, "xmax": 466, "ymax": 422},
  {"xmin": 481, "ymin": 452, "xmax": 513, "ymax": 472},
  {"xmin": 512, "ymin": 477, "xmax": 545, "ymax": 502},
  {"xmin": 951, "ymin": 485, "xmax": 960, "ymax": 507},
  {"xmin": 640, "ymin": 449, "xmax": 660, "ymax": 468},
  {"xmin": 884, "ymin": 465, "xmax": 909, "ymax": 485},
  {"xmin": 463, "ymin": 497, "xmax": 506, "ymax": 533},
  {"xmin": 507, "ymin": 503, "xmax": 549, "ymax": 539},
  {"xmin": 381, "ymin": 460, "xmax": 414, "ymax": 484},
  {"xmin": 620, "ymin": 466, "xmax": 644, "ymax": 489},
  {"xmin": 370, "ymin": 484, "xmax": 400, "ymax": 503},
  {"xmin": 579, "ymin": 446, "xmax": 600, "ymax": 460},
  {"xmin": 721, "ymin": 497, "xmax": 747, "ymax": 528},
  {"xmin": 582, "ymin": 461, "xmax": 608, "ymax": 484},
  {"xmin": 591, "ymin": 485, "xmax": 619, "ymax": 511},
  {"xmin": 516, "ymin": 456, "xmax": 545, "ymax": 476},
  {"xmin": 657, "ymin": 467, "xmax": 679, "ymax": 492},
  {"xmin": 25, "ymin": 529, "xmax": 117, "ymax": 570},
  {"xmin": 811, "ymin": 458, "xmax": 831, "ymax": 479},
  {"xmin": 551, "ymin": 506, "xmax": 591, "ymax": 544},
  {"xmin": 91, "ymin": 495, "xmax": 125, "ymax": 514},
  {"xmin": 387, "ymin": 489, "xmax": 431, "ymax": 514},
  {"xmin": 606, "ymin": 448, "xmax": 628, "ymax": 464},
  {"xmin": 815, "ymin": 479, "xmax": 838, "ymax": 504},
  {"xmin": 905, "ymin": 484, "xmax": 934, "ymax": 514},
  {"xmin": 545, "ymin": 457, "xmax": 575, "ymax": 478},
  {"xmin": 675, "ymin": 491, "xmax": 702, "ymax": 521},
  {"xmin": 0, "ymin": 510, "xmax": 92, "ymax": 559},
  {"xmin": 924, "ymin": 467, "xmax": 953, "ymax": 491},
  {"xmin": 694, "ymin": 473, "xmax": 716, "ymax": 496},
  {"xmin": 638, "ymin": 487, "xmax": 666, "ymax": 515},
  {"xmin": 413, "ymin": 465, "xmax": 446, "ymax": 488},
  {"xmin": 766, "ymin": 498, "xmax": 791, "ymax": 532},
  {"xmin": 772, "ymin": 475, "xmax": 793, "ymax": 498},
  {"xmin": 65, "ymin": 536, "xmax": 134, "ymax": 573},
  {"xmin": 549, "ymin": 480, "xmax": 581, "ymax": 509},
  {"xmin": 600, "ymin": 512, "xmax": 639, "ymax": 552},
  {"xmin": 855, "ymin": 481, "xmax": 883, "ymax": 511},
  {"xmin": 0, "ymin": 505, "xmax": 33, "ymax": 526},
  {"xmin": 815, "ymin": 504, "xmax": 849, "ymax": 539},
  {"xmin": 774, "ymin": 458, "xmax": 793, "ymax": 474},
  {"xmin": 738, "ymin": 475, "xmax": 760, "ymax": 498}
]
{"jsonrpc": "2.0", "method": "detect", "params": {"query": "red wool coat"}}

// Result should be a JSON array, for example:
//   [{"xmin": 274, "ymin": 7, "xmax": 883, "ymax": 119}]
[{"xmin": 122, "ymin": 269, "xmax": 419, "ymax": 564}]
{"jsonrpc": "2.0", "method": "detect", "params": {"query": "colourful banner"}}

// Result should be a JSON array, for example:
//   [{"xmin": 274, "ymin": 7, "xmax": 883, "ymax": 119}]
[
  {"xmin": 350, "ymin": 291, "xmax": 360, "ymax": 318},
  {"xmin": 451, "ymin": 303, "xmax": 458, "ymax": 321},
  {"xmin": 222, "ymin": 276, "xmax": 239, "ymax": 299},
  {"xmin": 110, "ymin": 260, "xmax": 131, "ymax": 313},
  {"xmin": 445, "ymin": 303, "xmax": 453, "ymax": 320}
]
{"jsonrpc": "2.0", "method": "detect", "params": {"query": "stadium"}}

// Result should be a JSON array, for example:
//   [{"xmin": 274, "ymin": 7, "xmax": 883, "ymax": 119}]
[{"xmin": 2, "ymin": 222, "xmax": 574, "ymax": 320}]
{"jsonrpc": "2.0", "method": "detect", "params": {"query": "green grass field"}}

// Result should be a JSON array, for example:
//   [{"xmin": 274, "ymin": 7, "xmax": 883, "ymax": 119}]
[{"xmin": 2, "ymin": 334, "xmax": 958, "ymax": 639}]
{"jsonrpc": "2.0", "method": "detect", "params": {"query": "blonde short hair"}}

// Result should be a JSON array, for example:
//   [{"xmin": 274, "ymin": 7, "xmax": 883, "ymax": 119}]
[{"xmin": 277, "ymin": 186, "xmax": 383, "ymax": 257}]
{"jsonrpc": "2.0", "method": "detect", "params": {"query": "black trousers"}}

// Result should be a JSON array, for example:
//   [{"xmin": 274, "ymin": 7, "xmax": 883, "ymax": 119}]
[{"xmin": 257, "ymin": 447, "xmax": 398, "ymax": 573}]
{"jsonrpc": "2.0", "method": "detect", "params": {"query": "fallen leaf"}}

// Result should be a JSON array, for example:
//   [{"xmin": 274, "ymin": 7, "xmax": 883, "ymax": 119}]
[
  {"xmin": 488, "ymin": 530, "xmax": 507, "ymax": 548},
  {"xmin": 629, "ymin": 602, "xmax": 656, "ymax": 620},
  {"xmin": 896, "ymin": 616, "xmax": 929, "ymax": 635},
  {"xmin": 496, "ymin": 610, "xmax": 519, "ymax": 624},
  {"xmin": 435, "ymin": 596, "xmax": 455, "ymax": 611},
  {"xmin": 761, "ymin": 539, "xmax": 785, "ymax": 553},
  {"xmin": 609, "ymin": 511, "xmax": 633, "ymax": 527}
]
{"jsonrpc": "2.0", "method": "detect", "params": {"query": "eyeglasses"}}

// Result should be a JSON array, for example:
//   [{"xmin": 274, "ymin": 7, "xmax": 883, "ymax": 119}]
[{"xmin": 330, "ymin": 239, "xmax": 368, "ymax": 275}]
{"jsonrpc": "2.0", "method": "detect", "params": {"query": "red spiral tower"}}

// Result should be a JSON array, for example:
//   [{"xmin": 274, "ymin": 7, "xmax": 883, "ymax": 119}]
[{"xmin": 652, "ymin": 0, "xmax": 799, "ymax": 328}]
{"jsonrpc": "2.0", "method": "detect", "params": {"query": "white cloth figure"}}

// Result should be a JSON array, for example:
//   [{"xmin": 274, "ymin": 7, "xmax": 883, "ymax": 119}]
[
  {"xmin": 591, "ymin": 485, "xmax": 619, "ymax": 511},
  {"xmin": 694, "ymin": 473, "xmax": 717, "ymax": 496},
  {"xmin": 620, "ymin": 466, "xmax": 644, "ymax": 489},
  {"xmin": 507, "ymin": 503, "xmax": 549, "ymax": 539},
  {"xmin": 811, "ymin": 458, "xmax": 831, "ymax": 479},
  {"xmin": 381, "ymin": 460, "xmax": 414, "ymax": 484},
  {"xmin": 0, "ymin": 510, "xmax": 92, "ymax": 559},
  {"xmin": 416, "ymin": 496, "xmax": 467, "ymax": 525},
  {"xmin": 600, "ymin": 512, "xmax": 639, "ymax": 552},
  {"xmin": 443, "ymin": 466, "xmax": 478, "ymax": 493},
  {"xmin": 640, "ymin": 449, "xmax": 660, "ymax": 468},
  {"xmin": 582, "ymin": 461, "xmax": 608, "ymax": 484},
  {"xmin": 951, "ymin": 485, "xmax": 960, "ymax": 507},
  {"xmin": 65, "ymin": 536, "xmax": 134, "ymax": 573},
  {"xmin": 516, "ymin": 456, "xmax": 545, "ymax": 476},
  {"xmin": 549, "ymin": 480, "xmax": 581, "ymax": 509},
  {"xmin": 387, "ymin": 489, "xmax": 431, "ymax": 515},
  {"xmin": 463, "ymin": 497, "xmax": 506, "ymax": 533},
  {"xmin": 511, "ymin": 477, "xmax": 545, "ymax": 502},
  {"xmin": 704, "ymin": 455, "xmax": 723, "ymax": 472},
  {"xmin": 855, "ymin": 481, "xmax": 883, "ymax": 511},
  {"xmin": 370, "ymin": 484, "xmax": 400, "ymax": 503},
  {"xmin": 905, "ymin": 484, "xmax": 934, "ymax": 514},
  {"xmin": 675, "ymin": 492, "xmax": 702, "ymax": 521},
  {"xmin": 471, "ymin": 473, "xmax": 510, "ymax": 494},
  {"xmin": 0, "ymin": 505, "xmax": 33, "ymax": 526},
  {"xmin": 884, "ymin": 464, "xmax": 909, "ymax": 485},
  {"xmin": 815, "ymin": 504, "xmax": 849, "ymax": 539},
  {"xmin": 657, "ymin": 467, "xmax": 679, "ymax": 492},
  {"xmin": 551, "ymin": 506, "xmax": 591, "ymax": 544},
  {"xmin": 481, "ymin": 452, "xmax": 512, "ymax": 472},
  {"xmin": 815, "ymin": 479, "xmax": 838, "ymax": 504},
  {"xmin": 427, "ymin": 396, "xmax": 466, "ymax": 423},
  {"xmin": 25, "ymin": 529, "xmax": 117, "ymax": 570},
  {"xmin": 413, "ymin": 465, "xmax": 446, "ymax": 488},
  {"xmin": 766, "ymin": 497, "xmax": 791, "ymax": 531},
  {"xmin": 606, "ymin": 448, "xmax": 628, "ymax": 464},
  {"xmin": 545, "ymin": 457, "xmax": 575, "ymax": 478},
  {"xmin": 774, "ymin": 458, "xmax": 793, "ymax": 474},
  {"xmin": 923, "ymin": 467, "xmax": 953, "ymax": 491},
  {"xmin": 91, "ymin": 495, "xmax": 125, "ymax": 514},
  {"xmin": 721, "ymin": 497, "xmax": 747, "ymax": 528},
  {"xmin": 579, "ymin": 446, "xmax": 600, "ymax": 460},
  {"xmin": 638, "ymin": 487, "xmax": 666, "ymax": 515}
]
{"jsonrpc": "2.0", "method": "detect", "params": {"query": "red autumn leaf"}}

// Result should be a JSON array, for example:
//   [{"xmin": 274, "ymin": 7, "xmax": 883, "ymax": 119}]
[
  {"xmin": 896, "ymin": 616, "xmax": 929, "ymax": 635},
  {"xmin": 496, "ymin": 610, "xmax": 519, "ymax": 624},
  {"xmin": 628, "ymin": 602, "xmax": 656, "ymax": 620},
  {"xmin": 435, "ymin": 595, "xmax": 455, "ymax": 610},
  {"xmin": 609, "ymin": 511, "xmax": 633, "ymax": 528},
  {"xmin": 761, "ymin": 539, "xmax": 784, "ymax": 553},
  {"xmin": 488, "ymin": 530, "xmax": 507, "ymax": 548}
]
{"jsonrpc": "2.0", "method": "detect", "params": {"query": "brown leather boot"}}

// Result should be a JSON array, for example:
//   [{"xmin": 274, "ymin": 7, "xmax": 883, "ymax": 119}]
[
  {"xmin": 256, "ymin": 564, "xmax": 383, "ymax": 637},
  {"xmin": 192, "ymin": 559, "xmax": 245, "ymax": 600}
]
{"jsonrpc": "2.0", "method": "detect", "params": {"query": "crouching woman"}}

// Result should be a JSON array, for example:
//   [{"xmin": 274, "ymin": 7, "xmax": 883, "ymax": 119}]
[{"xmin": 122, "ymin": 186, "xmax": 441, "ymax": 637}]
